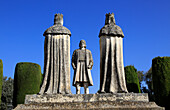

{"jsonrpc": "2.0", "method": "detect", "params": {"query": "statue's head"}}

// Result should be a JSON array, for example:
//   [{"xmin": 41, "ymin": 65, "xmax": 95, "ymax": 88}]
[
  {"xmin": 54, "ymin": 13, "xmax": 63, "ymax": 25},
  {"xmin": 105, "ymin": 13, "xmax": 116, "ymax": 25},
  {"xmin": 79, "ymin": 40, "xmax": 86, "ymax": 48}
]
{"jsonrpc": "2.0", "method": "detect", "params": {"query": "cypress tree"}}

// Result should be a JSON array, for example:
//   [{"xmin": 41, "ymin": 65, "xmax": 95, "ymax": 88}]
[
  {"xmin": 124, "ymin": 65, "xmax": 141, "ymax": 93},
  {"xmin": 152, "ymin": 57, "xmax": 170, "ymax": 109},
  {"xmin": 0, "ymin": 59, "xmax": 3, "ymax": 105},
  {"xmin": 13, "ymin": 62, "xmax": 41, "ymax": 107}
]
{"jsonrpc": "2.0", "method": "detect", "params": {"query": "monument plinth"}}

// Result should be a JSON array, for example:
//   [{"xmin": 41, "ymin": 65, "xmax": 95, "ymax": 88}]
[
  {"xmin": 24, "ymin": 93, "xmax": 149, "ymax": 104},
  {"xmin": 14, "ymin": 93, "xmax": 164, "ymax": 110}
]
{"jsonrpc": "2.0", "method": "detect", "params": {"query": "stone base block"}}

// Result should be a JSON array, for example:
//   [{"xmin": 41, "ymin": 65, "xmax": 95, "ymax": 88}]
[
  {"xmin": 25, "ymin": 93, "xmax": 149, "ymax": 104},
  {"xmin": 14, "ymin": 101, "xmax": 164, "ymax": 110},
  {"xmin": 14, "ymin": 93, "xmax": 164, "ymax": 110}
]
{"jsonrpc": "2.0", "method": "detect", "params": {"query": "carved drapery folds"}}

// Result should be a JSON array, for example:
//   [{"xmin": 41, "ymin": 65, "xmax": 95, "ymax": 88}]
[{"xmin": 39, "ymin": 14, "xmax": 71, "ymax": 94}]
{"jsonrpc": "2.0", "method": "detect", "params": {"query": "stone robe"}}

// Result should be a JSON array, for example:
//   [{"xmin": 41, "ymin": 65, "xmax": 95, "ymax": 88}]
[
  {"xmin": 39, "ymin": 34, "xmax": 71, "ymax": 94},
  {"xmin": 72, "ymin": 49, "xmax": 93, "ymax": 87},
  {"xmin": 99, "ymin": 36, "xmax": 128, "ymax": 93}
]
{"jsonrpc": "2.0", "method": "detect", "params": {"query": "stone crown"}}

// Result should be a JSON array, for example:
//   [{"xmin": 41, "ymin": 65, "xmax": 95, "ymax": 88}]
[
  {"xmin": 105, "ymin": 13, "xmax": 116, "ymax": 25},
  {"xmin": 54, "ymin": 13, "xmax": 63, "ymax": 25}
]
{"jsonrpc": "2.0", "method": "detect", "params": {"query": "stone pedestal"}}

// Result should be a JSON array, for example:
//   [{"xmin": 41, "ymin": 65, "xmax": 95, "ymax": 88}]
[{"xmin": 14, "ymin": 93, "xmax": 164, "ymax": 110}]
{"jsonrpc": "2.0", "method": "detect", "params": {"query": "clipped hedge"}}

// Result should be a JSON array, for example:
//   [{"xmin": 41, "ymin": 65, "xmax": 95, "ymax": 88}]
[
  {"xmin": 124, "ymin": 65, "xmax": 141, "ymax": 93},
  {"xmin": 13, "ymin": 62, "xmax": 41, "ymax": 107},
  {"xmin": 152, "ymin": 57, "xmax": 170, "ymax": 109},
  {"xmin": 0, "ymin": 59, "xmax": 3, "ymax": 105}
]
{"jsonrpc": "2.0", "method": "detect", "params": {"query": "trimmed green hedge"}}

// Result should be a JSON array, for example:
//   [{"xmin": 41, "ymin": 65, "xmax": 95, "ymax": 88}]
[
  {"xmin": 0, "ymin": 59, "xmax": 3, "ymax": 105},
  {"xmin": 124, "ymin": 65, "xmax": 141, "ymax": 93},
  {"xmin": 152, "ymin": 57, "xmax": 170, "ymax": 109},
  {"xmin": 13, "ymin": 62, "xmax": 41, "ymax": 107}
]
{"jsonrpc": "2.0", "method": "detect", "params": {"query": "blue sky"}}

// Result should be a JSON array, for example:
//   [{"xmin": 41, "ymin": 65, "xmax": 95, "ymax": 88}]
[{"xmin": 0, "ymin": 0, "xmax": 170, "ymax": 94}]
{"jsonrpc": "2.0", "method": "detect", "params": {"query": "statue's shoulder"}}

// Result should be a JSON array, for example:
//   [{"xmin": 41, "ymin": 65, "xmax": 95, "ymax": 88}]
[
  {"xmin": 86, "ymin": 49, "xmax": 92, "ymax": 53},
  {"xmin": 73, "ymin": 49, "xmax": 80, "ymax": 53}
]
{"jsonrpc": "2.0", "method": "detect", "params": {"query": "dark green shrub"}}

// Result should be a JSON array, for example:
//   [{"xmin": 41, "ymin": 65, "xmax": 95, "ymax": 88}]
[
  {"xmin": 124, "ymin": 65, "xmax": 141, "ymax": 93},
  {"xmin": 1, "ymin": 77, "xmax": 13, "ymax": 110},
  {"xmin": 13, "ymin": 62, "xmax": 41, "ymax": 107},
  {"xmin": 152, "ymin": 57, "xmax": 170, "ymax": 109},
  {"xmin": 0, "ymin": 59, "xmax": 3, "ymax": 105}
]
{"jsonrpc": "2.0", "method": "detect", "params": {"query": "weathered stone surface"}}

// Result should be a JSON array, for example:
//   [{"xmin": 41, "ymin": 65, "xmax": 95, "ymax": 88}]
[
  {"xmin": 44, "ymin": 25, "xmax": 71, "ymax": 36},
  {"xmin": 39, "ymin": 14, "xmax": 71, "ymax": 95},
  {"xmin": 99, "ymin": 13, "xmax": 128, "ymax": 93},
  {"xmin": 25, "ymin": 93, "xmax": 149, "ymax": 104},
  {"xmin": 15, "ymin": 90, "xmax": 164, "ymax": 110},
  {"xmin": 99, "ymin": 25, "xmax": 124, "ymax": 37},
  {"xmin": 15, "ymin": 99, "xmax": 164, "ymax": 110}
]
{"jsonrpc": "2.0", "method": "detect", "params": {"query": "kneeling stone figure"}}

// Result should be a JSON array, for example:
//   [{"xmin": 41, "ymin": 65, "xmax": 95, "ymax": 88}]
[{"xmin": 72, "ymin": 40, "xmax": 93, "ymax": 94}]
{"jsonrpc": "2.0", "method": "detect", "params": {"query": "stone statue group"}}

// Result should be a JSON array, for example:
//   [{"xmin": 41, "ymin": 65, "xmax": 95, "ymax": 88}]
[
  {"xmin": 15, "ymin": 13, "xmax": 164, "ymax": 110},
  {"xmin": 39, "ymin": 13, "xmax": 128, "ymax": 95}
]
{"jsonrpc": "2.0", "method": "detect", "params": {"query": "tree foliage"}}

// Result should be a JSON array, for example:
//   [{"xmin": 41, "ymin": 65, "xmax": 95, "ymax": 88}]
[
  {"xmin": 13, "ymin": 62, "xmax": 41, "ymax": 108},
  {"xmin": 142, "ymin": 67, "xmax": 155, "ymax": 101},
  {"xmin": 152, "ymin": 57, "xmax": 170, "ymax": 109},
  {"xmin": 0, "ymin": 77, "xmax": 13, "ymax": 110},
  {"xmin": 145, "ymin": 68, "xmax": 153, "ymax": 92},
  {"xmin": 124, "ymin": 65, "xmax": 141, "ymax": 93},
  {"xmin": 137, "ymin": 71, "xmax": 144, "ymax": 83},
  {"xmin": 137, "ymin": 70, "xmax": 144, "ymax": 89}
]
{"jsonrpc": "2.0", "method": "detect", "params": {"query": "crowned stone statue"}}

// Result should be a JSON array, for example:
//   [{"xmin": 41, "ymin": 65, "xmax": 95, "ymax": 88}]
[
  {"xmin": 98, "ymin": 13, "xmax": 128, "ymax": 93},
  {"xmin": 39, "ymin": 14, "xmax": 71, "ymax": 94},
  {"xmin": 72, "ymin": 40, "xmax": 93, "ymax": 94}
]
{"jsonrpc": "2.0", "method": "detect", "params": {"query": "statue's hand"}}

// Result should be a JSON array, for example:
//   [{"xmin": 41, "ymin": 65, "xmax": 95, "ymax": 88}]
[
  {"xmin": 73, "ymin": 66, "xmax": 76, "ymax": 70},
  {"xmin": 72, "ymin": 64, "xmax": 76, "ymax": 70},
  {"xmin": 87, "ymin": 65, "xmax": 91, "ymax": 69}
]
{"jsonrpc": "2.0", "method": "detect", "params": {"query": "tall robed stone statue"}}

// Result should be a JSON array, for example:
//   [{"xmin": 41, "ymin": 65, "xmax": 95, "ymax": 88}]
[
  {"xmin": 39, "ymin": 14, "xmax": 71, "ymax": 94},
  {"xmin": 98, "ymin": 13, "xmax": 128, "ymax": 93},
  {"xmin": 72, "ymin": 40, "xmax": 93, "ymax": 94}
]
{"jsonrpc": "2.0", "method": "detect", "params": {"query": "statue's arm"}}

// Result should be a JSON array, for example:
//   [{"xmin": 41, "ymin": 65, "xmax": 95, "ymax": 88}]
[
  {"xmin": 88, "ymin": 51, "xmax": 93, "ymax": 69},
  {"xmin": 72, "ymin": 50, "xmax": 76, "ymax": 70}
]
